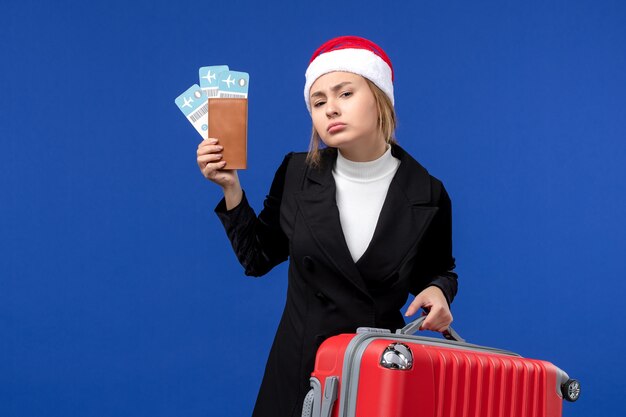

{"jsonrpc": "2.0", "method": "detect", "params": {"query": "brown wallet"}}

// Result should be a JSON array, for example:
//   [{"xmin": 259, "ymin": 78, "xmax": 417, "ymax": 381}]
[{"xmin": 207, "ymin": 98, "xmax": 247, "ymax": 169}]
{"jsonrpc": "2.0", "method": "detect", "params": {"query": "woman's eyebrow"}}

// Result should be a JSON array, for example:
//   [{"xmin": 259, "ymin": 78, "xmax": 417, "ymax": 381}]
[{"xmin": 310, "ymin": 81, "xmax": 353, "ymax": 99}]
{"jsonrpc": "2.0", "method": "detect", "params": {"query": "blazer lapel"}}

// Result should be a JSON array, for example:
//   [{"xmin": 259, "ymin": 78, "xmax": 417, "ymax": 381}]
[
  {"xmin": 295, "ymin": 149, "xmax": 371, "ymax": 297},
  {"xmin": 355, "ymin": 145, "xmax": 439, "ymax": 281}
]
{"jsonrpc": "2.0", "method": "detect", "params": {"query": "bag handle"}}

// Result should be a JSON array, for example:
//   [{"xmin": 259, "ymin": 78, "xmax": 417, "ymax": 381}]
[{"xmin": 396, "ymin": 315, "xmax": 466, "ymax": 343}]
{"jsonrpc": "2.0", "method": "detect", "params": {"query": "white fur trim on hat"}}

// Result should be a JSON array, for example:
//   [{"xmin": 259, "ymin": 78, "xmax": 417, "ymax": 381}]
[{"xmin": 304, "ymin": 48, "xmax": 394, "ymax": 112}]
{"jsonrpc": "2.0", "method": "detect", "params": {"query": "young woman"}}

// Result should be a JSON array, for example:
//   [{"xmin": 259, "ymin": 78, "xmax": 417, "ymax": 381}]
[{"xmin": 196, "ymin": 36, "xmax": 458, "ymax": 417}]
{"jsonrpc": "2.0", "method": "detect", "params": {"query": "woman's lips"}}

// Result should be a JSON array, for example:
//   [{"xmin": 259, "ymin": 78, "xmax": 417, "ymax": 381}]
[{"xmin": 327, "ymin": 123, "xmax": 346, "ymax": 133}]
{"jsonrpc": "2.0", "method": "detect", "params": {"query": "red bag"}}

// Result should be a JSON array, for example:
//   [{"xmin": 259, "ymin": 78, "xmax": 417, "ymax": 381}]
[{"xmin": 302, "ymin": 317, "xmax": 580, "ymax": 417}]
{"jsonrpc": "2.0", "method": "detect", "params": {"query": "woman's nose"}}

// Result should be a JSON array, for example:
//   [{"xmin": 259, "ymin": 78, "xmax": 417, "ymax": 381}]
[{"xmin": 325, "ymin": 100, "xmax": 339, "ymax": 117}]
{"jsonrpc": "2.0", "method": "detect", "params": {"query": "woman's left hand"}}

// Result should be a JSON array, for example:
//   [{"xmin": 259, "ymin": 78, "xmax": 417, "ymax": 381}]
[{"xmin": 404, "ymin": 286, "xmax": 452, "ymax": 332}]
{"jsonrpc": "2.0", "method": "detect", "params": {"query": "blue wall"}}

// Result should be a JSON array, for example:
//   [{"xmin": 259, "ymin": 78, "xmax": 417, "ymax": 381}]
[{"xmin": 2, "ymin": 1, "xmax": 624, "ymax": 416}]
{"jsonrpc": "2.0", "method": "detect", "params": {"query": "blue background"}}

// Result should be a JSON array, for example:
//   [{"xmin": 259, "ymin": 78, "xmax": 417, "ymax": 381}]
[{"xmin": 2, "ymin": 1, "xmax": 624, "ymax": 416}]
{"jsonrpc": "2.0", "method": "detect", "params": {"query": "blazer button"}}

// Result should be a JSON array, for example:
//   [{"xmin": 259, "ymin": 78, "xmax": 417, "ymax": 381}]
[
  {"xmin": 302, "ymin": 256, "xmax": 315, "ymax": 271},
  {"xmin": 316, "ymin": 291, "xmax": 329, "ymax": 304}
]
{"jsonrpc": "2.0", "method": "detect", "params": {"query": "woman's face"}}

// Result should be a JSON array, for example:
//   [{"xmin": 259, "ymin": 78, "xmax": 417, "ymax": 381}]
[{"xmin": 310, "ymin": 72, "xmax": 385, "ymax": 160}]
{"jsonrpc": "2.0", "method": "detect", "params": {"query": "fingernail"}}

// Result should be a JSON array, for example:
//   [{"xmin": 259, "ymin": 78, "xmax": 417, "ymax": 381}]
[
  {"xmin": 217, "ymin": 145, "xmax": 223, "ymax": 150},
  {"xmin": 209, "ymin": 139, "xmax": 218, "ymax": 144}
]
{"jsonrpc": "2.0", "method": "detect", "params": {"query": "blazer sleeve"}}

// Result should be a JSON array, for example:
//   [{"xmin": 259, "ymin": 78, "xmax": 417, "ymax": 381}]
[
  {"xmin": 409, "ymin": 180, "xmax": 459, "ymax": 305},
  {"xmin": 213, "ymin": 153, "xmax": 292, "ymax": 277}
]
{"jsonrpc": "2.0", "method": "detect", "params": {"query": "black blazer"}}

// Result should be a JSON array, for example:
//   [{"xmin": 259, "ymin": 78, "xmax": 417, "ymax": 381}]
[{"xmin": 215, "ymin": 143, "xmax": 458, "ymax": 417}]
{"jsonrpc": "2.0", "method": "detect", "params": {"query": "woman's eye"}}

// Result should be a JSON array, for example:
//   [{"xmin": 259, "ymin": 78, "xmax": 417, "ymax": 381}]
[
  {"xmin": 314, "ymin": 101, "xmax": 325, "ymax": 107},
  {"xmin": 340, "ymin": 91, "xmax": 353, "ymax": 98}
]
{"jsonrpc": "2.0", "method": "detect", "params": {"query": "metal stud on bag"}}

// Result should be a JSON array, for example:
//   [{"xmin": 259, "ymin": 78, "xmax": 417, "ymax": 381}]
[{"xmin": 380, "ymin": 343, "xmax": 413, "ymax": 370}]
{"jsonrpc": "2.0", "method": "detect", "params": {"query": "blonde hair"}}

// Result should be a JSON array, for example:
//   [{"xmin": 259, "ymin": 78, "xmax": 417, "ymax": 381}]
[{"xmin": 305, "ymin": 78, "xmax": 398, "ymax": 167}]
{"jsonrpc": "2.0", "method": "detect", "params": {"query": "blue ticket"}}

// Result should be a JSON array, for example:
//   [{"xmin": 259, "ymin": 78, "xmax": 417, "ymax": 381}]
[
  {"xmin": 217, "ymin": 70, "xmax": 249, "ymax": 98},
  {"xmin": 174, "ymin": 84, "xmax": 208, "ymax": 139},
  {"xmin": 199, "ymin": 65, "xmax": 229, "ymax": 98}
]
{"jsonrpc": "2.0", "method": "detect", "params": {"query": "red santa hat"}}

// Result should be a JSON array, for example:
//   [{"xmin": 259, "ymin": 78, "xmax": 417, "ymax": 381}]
[{"xmin": 304, "ymin": 35, "xmax": 394, "ymax": 112}]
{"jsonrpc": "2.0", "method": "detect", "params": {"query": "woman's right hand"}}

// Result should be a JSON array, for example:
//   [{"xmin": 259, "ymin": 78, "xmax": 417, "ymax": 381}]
[
  {"xmin": 197, "ymin": 138, "xmax": 237, "ymax": 188},
  {"xmin": 197, "ymin": 137, "xmax": 243, "ymax": 210}
]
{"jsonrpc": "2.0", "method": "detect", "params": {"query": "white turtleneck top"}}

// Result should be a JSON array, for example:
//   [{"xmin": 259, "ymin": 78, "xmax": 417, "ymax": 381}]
[{"xmin": 332, "ymin": 145, "xmax": 401, "ymax": 262}]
